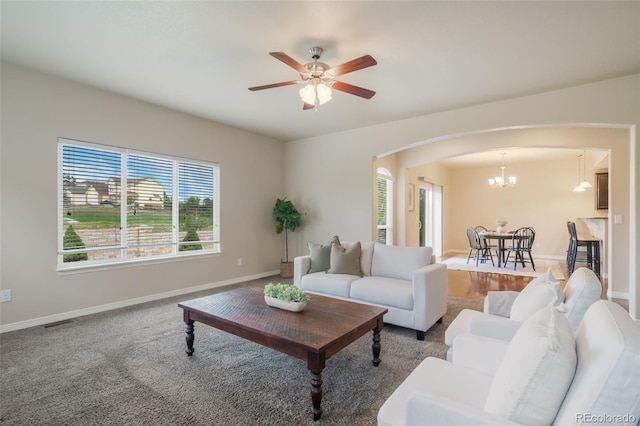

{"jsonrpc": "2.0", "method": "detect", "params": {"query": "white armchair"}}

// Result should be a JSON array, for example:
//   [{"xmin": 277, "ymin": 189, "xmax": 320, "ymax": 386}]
[
  {"xmin": 378, "ymin": 300, "xmax": 640, "ymax": 426},
  {"xmin": 444, "ymin": 267, "xmax": 602, "ymax": 360}
]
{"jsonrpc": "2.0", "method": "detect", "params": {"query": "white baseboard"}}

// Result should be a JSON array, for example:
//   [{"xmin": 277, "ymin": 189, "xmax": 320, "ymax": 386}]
[
  {"xmin": 609, "ymin": 291, "xmax": 630, "ymax": 300},
  {"xmin": 0, "ymin": 270, "xmax": 279, "ymax": 334}
]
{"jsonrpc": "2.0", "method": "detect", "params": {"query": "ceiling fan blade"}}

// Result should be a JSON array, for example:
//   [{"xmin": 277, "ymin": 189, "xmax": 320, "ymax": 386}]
[
  {"xmin": 270, "ymin": 52, "xmax": 307, "ymax": 74},
  {"xmin": 332, "ymin": 81, "xmax": 376, "ymax": 99},
  {"xmin": 248, "ymin": 81, "xmax": 299, "ymax": 91},
  {"xmin": 329, "ymin": 55, "xmax": 377, "ymax": 76},
  {"xmin": 302, "ymin": 102, "xmax": 314, "ymax": 110}
]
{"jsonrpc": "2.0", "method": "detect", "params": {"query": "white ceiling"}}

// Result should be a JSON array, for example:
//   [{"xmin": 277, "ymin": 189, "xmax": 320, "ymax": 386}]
[{"xmin": 1, "ymin": 1, "xmax": 639, "ymax": 147}]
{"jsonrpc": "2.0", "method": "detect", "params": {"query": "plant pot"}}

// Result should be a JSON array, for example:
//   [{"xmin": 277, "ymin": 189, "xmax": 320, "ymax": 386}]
[
  {"xmin": 264, "ymin": 296, "xmax": 307, "ymax": 312},
  {"xmin": 280, "ymin": 261, "xmax": 294, "ymax": 278}
]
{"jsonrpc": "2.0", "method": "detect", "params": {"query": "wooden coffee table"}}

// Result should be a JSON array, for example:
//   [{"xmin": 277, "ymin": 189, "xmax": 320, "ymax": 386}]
[{"xmin": 178, "ymin": 285, "xmax": 388, "ymax": 421}]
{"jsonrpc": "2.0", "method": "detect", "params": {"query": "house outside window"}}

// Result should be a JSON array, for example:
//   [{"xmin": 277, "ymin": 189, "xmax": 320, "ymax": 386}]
[
  {"xmin": 377, "ymin": 167, "xmax": 393, "ymax": 245},
  {"xmin": 58, "ymin": 138, "xmax": 220, "ymax": 269}
]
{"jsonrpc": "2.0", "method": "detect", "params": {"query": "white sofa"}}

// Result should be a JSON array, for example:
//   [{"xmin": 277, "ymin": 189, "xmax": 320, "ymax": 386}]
[
  {"xmin": 378, "ymin": 299, "xmax": 640, "ymax": 426},
  {"xmin": 294, "ymin": 242, "xmax": 448, "ymax": 340},
  {"xmin": 444, "ymin": 267, "xmax": 602, "ymax": 360}
]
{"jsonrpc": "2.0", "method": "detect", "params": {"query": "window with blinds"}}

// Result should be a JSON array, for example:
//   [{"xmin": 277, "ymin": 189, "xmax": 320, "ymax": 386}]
[
  {"xmin": 57, "ymin": 138, "xmax": 220, "ymax": 269},
  {"xmin": 377, "ymin": 168, "xmax": 393, "ymax": 245}
]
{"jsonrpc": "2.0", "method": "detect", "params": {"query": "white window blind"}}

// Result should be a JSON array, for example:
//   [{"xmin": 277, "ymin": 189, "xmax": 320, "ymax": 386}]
[
  {"xmin": 377, "ymin": 167, "xmax": 393, "ymax": 245},
  {"xmin": 57, "ymin": 138, "xmax": 220, "ymax": 269}
]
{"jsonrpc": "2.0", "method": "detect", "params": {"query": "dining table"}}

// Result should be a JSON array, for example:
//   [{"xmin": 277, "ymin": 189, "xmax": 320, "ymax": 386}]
[{"xmin": 478, "ymin": 231, "xmax": 520, "ymax": 268}]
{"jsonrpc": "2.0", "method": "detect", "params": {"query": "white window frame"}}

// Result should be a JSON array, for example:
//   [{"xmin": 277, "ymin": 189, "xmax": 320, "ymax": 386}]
[
  {"xmin": 57, "ymin": 138, "xmax": 220, "ymax": 271},
  {"xmin": 377, "ymin": 167, "xmax": 394, "ymax": 245}
]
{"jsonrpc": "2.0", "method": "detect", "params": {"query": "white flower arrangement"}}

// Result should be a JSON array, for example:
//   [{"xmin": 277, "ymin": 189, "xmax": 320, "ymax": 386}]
[
  {"xmin": 264, "ymin": 283, "xmax": 309, "ymax": 303},
  {"xmin": 496, "ymin": 219, "xmax": 508, "ymax": 227}
]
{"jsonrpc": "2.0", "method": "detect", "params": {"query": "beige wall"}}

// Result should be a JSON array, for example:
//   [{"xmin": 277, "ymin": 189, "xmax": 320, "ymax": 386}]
[
  {"xmin": 0, "ymin": 62, "xmax": 285, "ymax": 329},
  {"xmin": 285, "ymin": 74, "xmax": 639, "ymax": 321}
]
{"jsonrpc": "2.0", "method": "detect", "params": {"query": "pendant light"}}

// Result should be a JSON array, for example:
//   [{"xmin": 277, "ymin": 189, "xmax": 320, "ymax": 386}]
[
  {"xmin": 579, "ymin": 150, "xmax": 592, "ymax": 188},
  {"xmin": 573, "ymin": 154, "xmax": 586, "ymax": 192}
]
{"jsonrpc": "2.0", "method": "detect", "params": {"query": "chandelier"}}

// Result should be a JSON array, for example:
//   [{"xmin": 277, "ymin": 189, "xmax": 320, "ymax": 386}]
[{"xmin": 488, "ymin": 152, "xmax": 516, "ymax": 188}]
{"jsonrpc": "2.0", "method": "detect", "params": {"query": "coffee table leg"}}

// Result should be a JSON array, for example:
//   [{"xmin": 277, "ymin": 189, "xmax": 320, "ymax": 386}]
[
  {"xmin": 307, "ymin": 352, "xmax": 326, "ymax": 421},
  {"xmin": 183, "ymin": 311, "xmax": 195, "ymax": 356},
  {"xmin": 372, "ymin": 320, "xmax": 382, "ymax": 366}
]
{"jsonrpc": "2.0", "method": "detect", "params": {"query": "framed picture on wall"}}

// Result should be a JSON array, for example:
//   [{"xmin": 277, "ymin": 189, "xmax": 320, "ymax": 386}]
[{"xmin": 408, "ymin": 183, "xmax": 415, "ymax": 212}]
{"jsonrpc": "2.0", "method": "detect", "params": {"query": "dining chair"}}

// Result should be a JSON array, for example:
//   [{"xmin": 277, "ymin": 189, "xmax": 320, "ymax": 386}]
[
  {"xmin": 474, "ymin": 225, "xmax": 499, "ymax": 258},
  {"xmin": 503, "ymin": 227, "xmax": 535, "ymax": 271},
  {"xmin": 466, "ymin": 227, "xmax": 494, "ymax": 266}
]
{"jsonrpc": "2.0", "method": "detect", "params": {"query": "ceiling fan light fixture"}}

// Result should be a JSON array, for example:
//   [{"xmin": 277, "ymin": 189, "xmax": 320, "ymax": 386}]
[{"xmin": 299, "ymin": 82, "xmax": 332, "ymax": 106}]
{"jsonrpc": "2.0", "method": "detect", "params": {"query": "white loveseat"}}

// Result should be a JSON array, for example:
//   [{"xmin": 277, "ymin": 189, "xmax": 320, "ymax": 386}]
[
  {"xmin": 294, "ymin": 242, "xmax": 448, "ymax": 340},
  {"xmin": 378, "ymin": 299, "xmax": 640, "ymax": 425}
]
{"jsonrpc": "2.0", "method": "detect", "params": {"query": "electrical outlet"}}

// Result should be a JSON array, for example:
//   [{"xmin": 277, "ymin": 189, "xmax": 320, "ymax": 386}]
[
  {"xmin": 237, "ymin": 257, "xmax": 243, "ymax": 266},
  {"xmin": 0, "ymin": 289, "xmax": 12, "ymax": 303}
]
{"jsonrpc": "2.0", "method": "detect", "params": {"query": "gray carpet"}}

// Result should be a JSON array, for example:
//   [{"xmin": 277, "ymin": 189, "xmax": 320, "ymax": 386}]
[{"xmin": 0, "ymin": 276, "xmax": 483, "ymax": 426}]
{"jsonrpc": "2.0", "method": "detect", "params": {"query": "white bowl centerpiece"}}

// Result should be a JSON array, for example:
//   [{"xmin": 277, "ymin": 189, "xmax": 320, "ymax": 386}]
[
  {"xmin": 496, "ymin": 219, "xmax": 508, "ymax": 234},
  {"xmin": 264, "ymin": 283, "xmax": 310, "ymax": 312}
]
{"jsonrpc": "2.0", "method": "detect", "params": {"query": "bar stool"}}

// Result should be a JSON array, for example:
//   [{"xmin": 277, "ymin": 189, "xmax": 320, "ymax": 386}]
[{"xmin": 567, "ymin": 221, "xmax": 601, "ymax": 277}]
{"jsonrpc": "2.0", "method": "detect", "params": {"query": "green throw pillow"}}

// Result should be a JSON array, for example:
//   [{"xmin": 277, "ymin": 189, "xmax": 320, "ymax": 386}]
[
  {"xmin": 307, "ymin": 235, "xmax": 340, "ymax": 273},
  {"xmin": 327, "ymin": 241, "xmax": 362, "ymax": 276}
]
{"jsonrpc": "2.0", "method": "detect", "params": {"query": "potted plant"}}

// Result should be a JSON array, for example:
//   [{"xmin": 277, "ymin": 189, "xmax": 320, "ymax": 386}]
[
  {"xmin": 264, "ymin": 283, "xmax": 310, "ymax": 312},
  {"xmin": 273, "ymin": 197, "xmax": 304, "ymax": 278}
]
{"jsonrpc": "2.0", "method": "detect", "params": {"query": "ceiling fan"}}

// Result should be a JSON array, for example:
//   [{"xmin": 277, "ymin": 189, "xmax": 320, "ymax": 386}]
[{"xmin": 248, "ymin": 47, "xmax": 377, "ymax": 111}]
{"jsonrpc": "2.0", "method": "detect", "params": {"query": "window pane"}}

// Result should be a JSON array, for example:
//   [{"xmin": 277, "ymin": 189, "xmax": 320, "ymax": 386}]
[
  {"xmin": 60, "ymin": 144, "xmax": 122, "ymax": 263},
  {"xmin": 377, "ymin": 177, "xmax": 387, "ymax": 226},
  {"xmin": 126, "ymin": 154, "xmax": 174, "ymax": 258},
  {"xmin": 178, "ymin": 162, "xmax": 215, "ymax": 251}
]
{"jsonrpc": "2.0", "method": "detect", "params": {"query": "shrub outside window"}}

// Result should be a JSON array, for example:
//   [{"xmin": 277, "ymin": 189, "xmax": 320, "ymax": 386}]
[{"xmin": 57, "ymin": 138, "xmax": 220, "ymax": 269}]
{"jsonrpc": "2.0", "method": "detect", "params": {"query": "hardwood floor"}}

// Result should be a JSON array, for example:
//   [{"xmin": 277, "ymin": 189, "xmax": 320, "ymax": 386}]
[
  {"xmin": 447, "ymin": 269, "xmax": 533, "ymax": 301},
  {"xmin": 447, "ymin": 266, "xmax": 629, "ymax": 312}
]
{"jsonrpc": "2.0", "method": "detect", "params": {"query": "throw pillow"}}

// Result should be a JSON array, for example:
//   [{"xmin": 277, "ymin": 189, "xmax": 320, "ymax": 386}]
[
  {"xmin": 562, "ymin": 267, "xmax": 603, "ymax": 330},
  {"xmin": 327, "ymin": 241, "xmax": 362, "ymax": 276},
  {"xmin": 307, "ymin": 235, "xmax": 340, "ymax": 273},
  {"xmin": 510, "ymin": 268, "xmax": 564, "ymax": 322},
  {"xmin": 484, "ymin": 306, "xmax": 577, "ymax": 425}
]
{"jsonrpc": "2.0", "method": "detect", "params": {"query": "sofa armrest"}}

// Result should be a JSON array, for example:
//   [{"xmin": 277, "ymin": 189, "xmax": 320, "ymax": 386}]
[
  {"xmin": 484, "ymin": 291, "xmax": 519, "ymax": 316},
  {"xmin": 293, "ymin": 255, "xmax": 310, "ymax": 288},
  {"xmin": 406, "ymin": 392, "xmax": 520, "ymax": 426},
  {"xmin": 468, "ymin": 314, "xmax": 523, "ymax": 342},
  {"xmin": 451, "ymin": 334, "xmax": 509, "ymax": 376},
  {"xmin": 412, "ymin": 263, "xmax": 448, "ymax": 331}
]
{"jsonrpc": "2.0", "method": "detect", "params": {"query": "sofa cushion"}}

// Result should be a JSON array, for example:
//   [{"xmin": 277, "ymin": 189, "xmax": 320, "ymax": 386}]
[
  {"xmin": 350, "ymin": 276, "xmax": 413, "ymax": 310},
  {"xmin": 444, "ymin": 308, "xmax": 484, "ymax": 347},
  {"xmin": 307, "ymin": 235, "xmax": 340, "ymax": 273},
  {"xmin": 327, "ymin": 241, "xmax": 362, "ymax": 276},
  {"xmin": 553, "ymin": 300, "xmax": 640, "ymax": 425},
  {"xmin": 300, "ymin": 272, "xmax": 359, "ymax": 298},
  {"xmin": 371, "ymin": 244, "xmax": 431, "ymax": 281},
  {"xmin": 562, "ymin": 267, "xmax": 602, "ymax": 330},
  {"xmin": 509, "ymin": 268, "xmax": 564, "ymax": 322},
  {"xmin": 484, "ymin": 306, "xmax": 576, "ymax": 426}
]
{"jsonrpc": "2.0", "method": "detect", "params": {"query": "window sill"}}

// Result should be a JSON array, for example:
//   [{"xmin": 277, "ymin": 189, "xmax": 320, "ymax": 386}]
[{"xmin": 57, "ymin": 251, "xmax": 221, "ymax": 275}]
